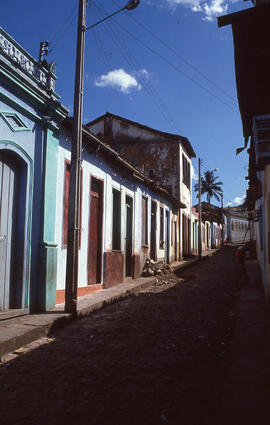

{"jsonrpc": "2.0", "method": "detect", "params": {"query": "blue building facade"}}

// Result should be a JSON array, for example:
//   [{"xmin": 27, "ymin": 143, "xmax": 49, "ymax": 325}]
[{"xmin": 0, "ymin": 27, "xmax": 68, "ymax": 318}]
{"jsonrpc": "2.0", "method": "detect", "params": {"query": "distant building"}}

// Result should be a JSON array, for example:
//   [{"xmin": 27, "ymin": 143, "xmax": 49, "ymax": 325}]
[
  {"xmin": 192, "ymin": 202, "xmax": 223, "ymax": 252},
  {"xmin": 223, "ymin": 207, "xmax": 249, "ymax": 244}
]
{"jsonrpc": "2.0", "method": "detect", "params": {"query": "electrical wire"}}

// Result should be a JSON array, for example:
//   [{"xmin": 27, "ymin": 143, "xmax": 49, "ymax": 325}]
[
  {"xmin": 91, "ymin": 1, "xmax": 181, "ymax": 131},
  {"xmin": 49, "ymin": 6, "xmax": 78, "ymax": 53},
  {"xmin": 90, "ymin": 0, "xmax": 234, "ymax": 109},
  {"xmin": 112, "ymin": 0, "xmax": 237, "ymax": 103},
  {"xmin": 91, "ymin": 19, "xmax": 126, "ymax": 114},
  {"xmin": 110, "ymin": 18, "xmax": 234, "ymax": 110}
]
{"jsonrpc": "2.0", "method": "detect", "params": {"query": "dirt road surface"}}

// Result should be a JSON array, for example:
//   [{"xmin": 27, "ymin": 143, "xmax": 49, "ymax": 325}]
[{"xmin": 0, "ymin": 246, "xmax": 243, "ymax": 425}]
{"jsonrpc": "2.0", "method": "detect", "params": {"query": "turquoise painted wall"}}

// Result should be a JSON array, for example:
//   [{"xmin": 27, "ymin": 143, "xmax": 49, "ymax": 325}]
[{"xmin": 40, "ymin": 128, "xmax": 59, "ymax": 310}]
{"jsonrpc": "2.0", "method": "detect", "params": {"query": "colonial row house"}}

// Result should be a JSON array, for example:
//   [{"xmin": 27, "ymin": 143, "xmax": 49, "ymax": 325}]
[
  {"xmin": 86, "ymin": 112, "xmax": 196, "ymax": 260},
  {"xmin": 218, "ymin": 1, "xmax": 270, "ymax": 300},
  {"xmin": 0, "ymin": 27, "xmax": 68, "ymax": 319},
  {"xmin": 0, "ymin": 27, "xmax": 187, "ymax": 318},
  {"xmin": 191, "ymin": 202, "xmax": 223, "ymax": 254},
  {"xmin": 223, "ymin": 206, "xmax": 249, "ymax": 244},
  {"xmin": 55, "ymin": 118, "xmax": 185, "ymax": 304}
]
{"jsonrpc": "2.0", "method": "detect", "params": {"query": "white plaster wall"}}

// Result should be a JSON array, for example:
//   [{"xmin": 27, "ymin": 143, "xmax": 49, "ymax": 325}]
[
  {"xmin": 230, "ymin": 218, "xmax": 249, "ymax": 243},
  {"xmin": 191, "ymin": 212, "xmax": 199, "ymax": 252},
  {"xmin": 179, "ymin": 145, "xmax": 192, "ymax": 209},
  {"xmin": 55, "ymin": 131, "xmax": 176, "ymax": 290},
  {"xmin": 263, "ymin": 165, "xmax": 270, "ymax": 299},
  {"xmin": 254, "ymin": 167, "xmax": 270, "ymax": 300},
  {"xmin": 179, "ymin": 144, "xmax": 193, "ymax": 257},
  {"xmin": 55, "ymin": 133, "xmax": 108, "ymax": 290},
  {"xmin": 136, "ymin": 186, "xmax": 173, "ymax": 262}
]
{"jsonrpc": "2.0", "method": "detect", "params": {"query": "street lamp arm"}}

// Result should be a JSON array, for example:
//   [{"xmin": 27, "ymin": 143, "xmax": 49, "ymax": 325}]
[
  {"xmin": 85, "ymin": 0, "xmax": 139, "ymax": 31},
  {"xmin": 85, "ymin": 7, "xmax": 125, "ymax": 31}
]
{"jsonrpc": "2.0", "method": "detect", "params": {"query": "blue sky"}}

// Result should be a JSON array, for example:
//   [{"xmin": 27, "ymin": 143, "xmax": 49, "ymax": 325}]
[{"xmin": 2, "ymin": 0, "xmax": 251, "ymax": 206}]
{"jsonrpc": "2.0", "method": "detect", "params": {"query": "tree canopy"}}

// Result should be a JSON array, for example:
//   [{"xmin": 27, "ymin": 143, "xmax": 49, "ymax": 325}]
[{"xmin": 194, "ymin": 170, "xmax": 223, "ymax": 204}]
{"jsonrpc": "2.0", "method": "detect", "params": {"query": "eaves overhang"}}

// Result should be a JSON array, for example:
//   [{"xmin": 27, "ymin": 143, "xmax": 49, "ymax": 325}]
[
  {"xmin": 63, "ymin": 117, "xmax": 186, "ymax": 210},
  {"xmin": 87, "ymin": 112, "xmax": 196, "ymax": 159},
  {"xmin": 218, "ymin": 5, "xmax": 270, "ymax": 138}
]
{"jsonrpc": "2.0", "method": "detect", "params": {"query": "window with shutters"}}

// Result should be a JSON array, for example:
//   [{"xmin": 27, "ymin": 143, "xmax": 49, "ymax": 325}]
[
  {"xmin": 112, "ymin": 188, "xmax": 121, "ymax": 250},
  {"xmin": 182, "ymin": 154, "xmax": 190, "ymax": 189},
  {"xmin": 141, "ymin": 196, "xmax": 148, "ymax": 246}
]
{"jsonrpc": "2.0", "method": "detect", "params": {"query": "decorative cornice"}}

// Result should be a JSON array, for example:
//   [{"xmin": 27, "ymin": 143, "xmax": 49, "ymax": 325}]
[
  {"xmin": 0, "ymin": 27, "xmax": 68, "ymax": 121},
  {"xmin": 0, "ymin": 27, "xmax": 57, "ymax": 95}
]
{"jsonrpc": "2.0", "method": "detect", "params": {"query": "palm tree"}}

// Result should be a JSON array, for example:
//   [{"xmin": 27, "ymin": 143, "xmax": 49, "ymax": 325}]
[{"xmin": 194, "ymin": 170, "xmax": 223, "ymax": 204}]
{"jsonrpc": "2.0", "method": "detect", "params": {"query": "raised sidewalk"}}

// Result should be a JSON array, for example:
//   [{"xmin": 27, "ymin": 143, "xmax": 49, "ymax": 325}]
[
  {"xmin": 0, "ymin": 252, "xmax": 213, "ymax": 358},
  {"xmin": 218, "ymin": 258, "xmax": 270, "ymax": 424}
]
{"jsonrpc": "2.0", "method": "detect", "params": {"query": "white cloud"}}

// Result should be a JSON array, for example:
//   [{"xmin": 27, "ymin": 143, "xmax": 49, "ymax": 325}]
[
  {"xmin": 95, "ymin": 68, "xmax": 142, "ymax": 94},
  {"xmin": 203, "ymin": 0, "xmax": 228, "ymax": 21},
  {"xmin": 233, "ymin": 194, "xmax": 246, "ymax": 205},
  {"xmin": 163, "ymin": 0, "xmax": 232, "ymax": 21},
  {"xmin": 192, "ymin": 4, "xmax": 202, "ymax": 11},
  {"xmin": 137, "ymin": 69, "xmax": 150, "ymax": 78},
  {"xmin": 226, "ymin": 194, "xmax": 246, "ymax": 207}
]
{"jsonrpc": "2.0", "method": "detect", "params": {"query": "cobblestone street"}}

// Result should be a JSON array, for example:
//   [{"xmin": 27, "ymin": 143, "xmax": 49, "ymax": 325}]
[{"xmin": 0, "ymin": 246, "xmax": 243, "ymax": 425}]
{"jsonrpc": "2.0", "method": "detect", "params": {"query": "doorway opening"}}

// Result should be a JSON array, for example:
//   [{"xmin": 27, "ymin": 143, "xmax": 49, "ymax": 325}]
[
  {"xmin": 125, "ymin": 195, "xmax": 133, "ymax": 277},
  {"xmin": 0, "ymin": 150, "xmax": 27, "ymax": 313},
  {"xmin": 88, "ymin": 176, "xmax": 103, "ymax": 284}
]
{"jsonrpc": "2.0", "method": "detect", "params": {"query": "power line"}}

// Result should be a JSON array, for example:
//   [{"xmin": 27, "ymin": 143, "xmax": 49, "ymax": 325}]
[
  {"xmin": 49, "ymin": 6, "xmax": 78, "ymax": 53},
  {"xmin": 110, "ymin": 18, "xmax": 234, "ymax": 110},
  {"xmin": 92, "ymin": 1, "xmax": 181, "ymax": 131},
  {"xmin": 112, "ymin": 0, "xmax": 237, "ymax": 104},
  {"xmin": 90, "ymin": 13, "xmax": 126, "ymax": 115},
  {"xmin": 91, "ymin": 0, "xmax": 234, "ymax": 109}
]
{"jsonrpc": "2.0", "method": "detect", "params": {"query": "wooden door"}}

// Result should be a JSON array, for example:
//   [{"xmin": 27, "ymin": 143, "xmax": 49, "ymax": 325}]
[
  {"xmin": 125, "ymin": 196, "xmax": 133, "ymax": 277},
  {"xmin": 150, "ymin": 201, "xmax": 157, "ymax": 260},
  {"xmin": 0, "ymin": 154, "xmax": 16, "ymax": 310},
  {"xmin": 182, "ymin": 214, "xmax": 188, "ymax": 257},
  {"xmin": 188, "ymin": 217, "xmax": 191, "ymax": 255},
  {"xmin": 88, "ymin": 178, "xmax": 103, "ymax": 284},
  {"xmin": 165, "ymin": 211, "xmax": 170, "ymax": 264},
  {"xmin": 174, "ymin": 221, "xmax": 177, "ymax": 261}
]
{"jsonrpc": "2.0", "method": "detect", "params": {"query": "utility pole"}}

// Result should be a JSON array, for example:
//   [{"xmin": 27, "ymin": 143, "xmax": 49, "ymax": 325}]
[
  {"xmin": 198, "ymin": 158, "xmax": 202, "ymax": 258},
  {"xmin": 65, "ymin": 0, "xmax": 86, "ymax": 317},
  {"xmin": 64, "ymin": 0, "xmax": 140, "ymax": 318},
  {"xmin": 221, "ymin": 192, "xmax": 224, "ymax": 246}
]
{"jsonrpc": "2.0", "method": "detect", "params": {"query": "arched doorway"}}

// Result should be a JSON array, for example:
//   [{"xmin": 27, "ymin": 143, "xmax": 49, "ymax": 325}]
[{"xmin": 0, "ymin": 149, "xmax": 27, "ymax": 311}]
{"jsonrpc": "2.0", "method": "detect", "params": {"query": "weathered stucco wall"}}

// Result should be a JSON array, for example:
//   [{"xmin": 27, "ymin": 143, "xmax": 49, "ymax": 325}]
[
  {"xmin": 55, "ymin": 129, "xmax": 177, "ymax": 301},
  {"xmin": 89, "ymin": 117, "xmax": 181, "ymax": 199}
]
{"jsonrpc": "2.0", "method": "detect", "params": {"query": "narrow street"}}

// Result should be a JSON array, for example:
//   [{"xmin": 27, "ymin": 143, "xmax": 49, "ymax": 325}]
[{"xmin": 0, "ymin": 246, "xmax": 243, "ymax": 425}]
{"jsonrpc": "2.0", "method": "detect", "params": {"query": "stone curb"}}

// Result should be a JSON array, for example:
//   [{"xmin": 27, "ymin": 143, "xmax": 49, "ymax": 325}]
[
  {"xmin": 0, "ymin": 249, "xmax": 219, "ymax": 358},
  {"xmin": 0, "ymin": 277, "xmax": 156, "ymax": 358}
]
